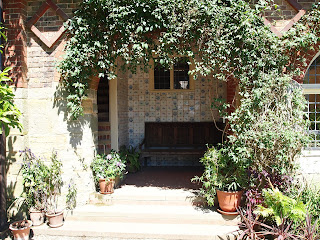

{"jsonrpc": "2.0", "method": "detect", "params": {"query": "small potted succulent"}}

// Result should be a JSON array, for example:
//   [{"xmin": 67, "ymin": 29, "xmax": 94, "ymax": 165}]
[
  {"xmin": 91, "ymin": 150, "xmax": 126, "ymax": 194},
  {"xmin": 21, "ymin": 149, "xmax": 49, "ymax": 226},
  {"xmin": 192, "ymin": 145, "xmax": 248, "ymax": 214}
]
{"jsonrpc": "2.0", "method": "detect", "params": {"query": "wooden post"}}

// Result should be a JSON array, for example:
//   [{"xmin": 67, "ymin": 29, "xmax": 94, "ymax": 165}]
[
  {"xmin": 0, "ymin": 125, "xmax": 7, "ymax": 230},
  {"xmin": 0, "ymin": 0, "xmax": 7, "ymax": 230}
]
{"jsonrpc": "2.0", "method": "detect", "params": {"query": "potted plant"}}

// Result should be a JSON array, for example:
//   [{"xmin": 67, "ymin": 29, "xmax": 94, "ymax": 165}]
[
  {"xmin": 91, "ymin": 150, "xmax": 126, "ymax": 194},
  {"xmin": 192, "ymin": 145, "xmax": 248, "ymax": 214},
  {"xmin": 120, "ymin": 145, "xmax": 141, "ymax": 173},
  {"xmin": 9, "ymin": 219, "xmax": 32, "ymax": 240},
  {"xmin": 45, "ymin": 151, "xmax": 64, "ymax": 228},
  {"xmin": 21, "ymin": 149, "xmax": 49, "ymax": 226}
]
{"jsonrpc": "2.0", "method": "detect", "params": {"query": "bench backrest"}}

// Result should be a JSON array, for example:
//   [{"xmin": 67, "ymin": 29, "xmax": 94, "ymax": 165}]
[{"xmin": 144, "ymin": 122, "xmax": 225, "ymax": 149}]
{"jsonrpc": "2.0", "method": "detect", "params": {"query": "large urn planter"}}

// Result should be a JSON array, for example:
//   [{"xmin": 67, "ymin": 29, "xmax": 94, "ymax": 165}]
[
  {"xmin": 46, "ymin": 211, "xmax": 64, "ymax": 228},
  {"xmin": 216, "ymin": 189, "xmax": 243, "ymax": 215},
  {"xmin": 9, "ymin": 220, "xmax": 32, "ymax": 240},
  {"xmin": 29, "ymin": 209, "xmax": 45, "ymax": 226},
  {"xmin": 99, "ymin": 178, "xmax": 115, "ymax": 194}
]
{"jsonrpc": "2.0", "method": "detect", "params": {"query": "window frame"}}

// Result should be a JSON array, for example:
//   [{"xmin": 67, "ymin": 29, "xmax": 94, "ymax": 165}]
[
  {"xmin": 302, "ymin": 54, "xmax": 320, "ymax": 149},
  {"xmin": 149, "ymin": 58, "xmax": 195, "ymax": 92}
]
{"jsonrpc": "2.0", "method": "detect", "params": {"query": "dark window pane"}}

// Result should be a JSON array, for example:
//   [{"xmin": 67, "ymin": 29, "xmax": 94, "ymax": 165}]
[
  {"xmin": 174, "ymin": 58, "xmax": 189, "ymax": 89},
  {"xmin": 304, "ymin": 56, "xmax": 320, "ymax": 84},
  {"xmin": 154, "ymin": 61, "xmax": 170, "ymax": 89}
]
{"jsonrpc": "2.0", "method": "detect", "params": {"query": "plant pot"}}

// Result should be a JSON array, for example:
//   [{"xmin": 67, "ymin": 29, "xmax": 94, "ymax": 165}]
[
  {"xmin": 29, "ymin": 209, "xmax": 45, "ymax": 226},
  {"xmin": 114, "ymin": 175, "xmax": 121, "ymax": 188},
  {"xmin": 216, "ymin": 189, "xmax": 243, "ymax": 213},
  {"xmin": 9, "ymin": 220, "xmax": 32, "ymax": 240},
  {"xmin": 99, "ymin": 178, "xmax": 107, "ymax": 193},
  {"xmin": 46, "ymin": 211, "xmax": 64, "ymax": 228},
  {"xmin": 99, "ymin": 178, "xmax": 115, "ymax": 194}
]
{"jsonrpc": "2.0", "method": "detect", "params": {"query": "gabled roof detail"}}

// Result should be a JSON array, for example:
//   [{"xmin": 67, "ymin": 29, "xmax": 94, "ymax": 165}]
[{"xmin": 263, "ymin": 0, "xmax": 306, "ymax": 37}]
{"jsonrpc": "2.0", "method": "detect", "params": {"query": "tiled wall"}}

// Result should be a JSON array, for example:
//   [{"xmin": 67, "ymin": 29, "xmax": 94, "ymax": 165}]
[
  {"xmin": 127, "ymin": 69, "xmax": 226, "ymax": 147},
  {"xmin": 118, "ymin": 72, "xmax": 129, "ymax": 148}
]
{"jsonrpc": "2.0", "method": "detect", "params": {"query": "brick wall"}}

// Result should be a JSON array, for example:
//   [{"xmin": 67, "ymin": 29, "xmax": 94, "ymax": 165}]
[
  {"xmin": 4, "ymin": 0, "xmax": 99, "ymax": 210},
  {"xmin": 4, "ymin": 0, "xmax": 28, "ymax": 87}
]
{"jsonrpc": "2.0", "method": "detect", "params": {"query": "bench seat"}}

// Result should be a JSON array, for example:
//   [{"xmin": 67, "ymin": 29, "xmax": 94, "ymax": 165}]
[{"xmin": 140, "ymin": 122, "xmax": 225, "ymax": 166}]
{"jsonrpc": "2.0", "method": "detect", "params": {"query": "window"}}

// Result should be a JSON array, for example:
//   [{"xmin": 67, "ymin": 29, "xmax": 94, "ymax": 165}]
[
  {"xmin": 150, "ymin": 58, "xmax": 194, "ymax": 91},
  {"xmin": 303, "ymin": 55, "xmax": 320, "ymax": 148}
]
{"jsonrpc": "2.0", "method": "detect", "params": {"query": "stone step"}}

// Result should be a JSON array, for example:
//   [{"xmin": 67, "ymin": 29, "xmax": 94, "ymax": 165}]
[
  {"xmin": 89, "ymin": 186, "xmax": 206, "ymax": 206},
  {"xmin": 66, "ymin": 204, "xmax": 239, "ymax": 226},
  {"xmin": 31, "ymin": 220, "xmax": 240, "ymax": 240}
]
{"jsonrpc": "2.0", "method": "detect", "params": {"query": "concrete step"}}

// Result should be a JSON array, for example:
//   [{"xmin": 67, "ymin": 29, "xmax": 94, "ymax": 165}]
[
  {"xmin": 66, "ymin": 204, "xmax": 239, "ymax": 226},
  {"xmin": 31, "ymin": 220, "xmax": 240, "ymax": 240},
  {"xmin": 89, "ymin": 186, "xmax": 206, "ymax": 206}
]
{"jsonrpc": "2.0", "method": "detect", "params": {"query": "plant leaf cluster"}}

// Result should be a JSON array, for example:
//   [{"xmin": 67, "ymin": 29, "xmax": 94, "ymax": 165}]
[
  {"xmin": 59, "ymin": 0, "xmax": 320, "ymax": 119},
  {"xmin": 90, "ymin": 150, "xmax": 126, "ymax": 183},
  {"xmin": 192, "ymin": 145, "xmax": 248, "ymax": 206},
  {"xmin": 255, "ymin": 188, "xmax": 306, "ymax": 226},
  {"xmin": 0, "ymin": 67, "xmax": 22, "ymax": 135},
  {"xmin": 21, "ymin": 149, "xmax": 75, "ymax": 213},
  {"xmin": 119, "ymin": 145, "xmax": 141, "ymax": 173}
]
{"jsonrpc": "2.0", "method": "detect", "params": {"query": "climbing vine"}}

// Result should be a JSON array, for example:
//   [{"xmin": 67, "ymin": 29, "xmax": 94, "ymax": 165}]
[{"xmin": 59, "ymin": 0, "xmax": 320, "ymax": 119}]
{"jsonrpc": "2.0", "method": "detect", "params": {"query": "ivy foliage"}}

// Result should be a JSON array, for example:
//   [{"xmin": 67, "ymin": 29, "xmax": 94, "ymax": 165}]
[
  {"xmin": 0, "ymin": 25, "xmax": 22, "ymax": 136},
  {"xmin": 59, "ymin": 0, "xmax": 320, "ymax": 119},
  {"xmin": 0, "ymin": 68, "xmax": 22, "ymax": 136},
  {"xmin": 229, "ymin": 72, "xmax": 309, "ymax": 177}
]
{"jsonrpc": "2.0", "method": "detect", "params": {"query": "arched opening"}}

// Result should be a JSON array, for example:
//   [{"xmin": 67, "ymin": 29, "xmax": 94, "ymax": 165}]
[{"xmin": 97, "ymin": 76, "xmax": 111, "ymax": 154}]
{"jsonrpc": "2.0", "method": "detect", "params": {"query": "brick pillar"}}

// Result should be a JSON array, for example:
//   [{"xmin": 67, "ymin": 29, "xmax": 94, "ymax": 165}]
[{"xmin": 3, "ymin": 0, "xmax": 27, "ymax": 87}]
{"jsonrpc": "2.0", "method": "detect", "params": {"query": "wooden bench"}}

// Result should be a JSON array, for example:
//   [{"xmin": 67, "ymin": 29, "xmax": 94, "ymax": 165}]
[{"xmin": 140, "ymin": 122, "xmax": 225, "ymax": 166}]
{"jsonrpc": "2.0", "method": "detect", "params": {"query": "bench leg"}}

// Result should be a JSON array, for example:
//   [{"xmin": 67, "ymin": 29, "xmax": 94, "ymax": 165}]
[{"xmin": 144, "ymin": 157, "xmax": 148, "ymax": 167}]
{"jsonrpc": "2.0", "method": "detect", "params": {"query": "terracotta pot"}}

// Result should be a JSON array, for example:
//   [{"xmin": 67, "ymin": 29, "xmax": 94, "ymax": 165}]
[
  {"xmin": 99, "ymin": 178, "xmax": 115, "ymax": 194},
  {"xmin": 105, "ymin": 179, "xmax": 115, "ymax": 194},
  {"xmin": 216, "ymin": 189, "xmax": 243, "ymax": 212},
  {"xmin": 9, "ymin": 220, "xmax": 32, "ymax": 240},
  {"xmin": 99, "ymin": 178, "xmax": 107, "ymax": 193},
  {"xmin": 29, "ymin": 209, "xmax": 45, "ymax": 226},
  {"xmin": 46, "ymin": 211, "xmax": 64, "ymax": 228}
]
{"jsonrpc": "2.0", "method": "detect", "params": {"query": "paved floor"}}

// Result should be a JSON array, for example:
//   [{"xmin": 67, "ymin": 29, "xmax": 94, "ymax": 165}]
[
  {"xmin": 122, "ymin": 166, "xmax": 203, "ymax": 190},
  {"xmin": 3, "ymin": 167, "xmax": 240, "ymax": 240}
]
